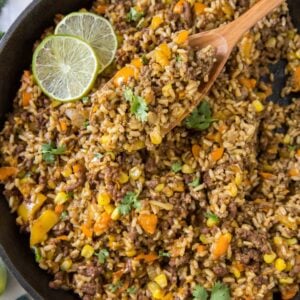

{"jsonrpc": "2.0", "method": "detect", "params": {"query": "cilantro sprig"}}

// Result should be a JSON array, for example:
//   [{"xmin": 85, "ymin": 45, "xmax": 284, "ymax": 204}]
[
  {"xmin": 41, "ymin": 143, "xmax": 66, "ymax": 164},
  {"xmin": 205, "ymin": 212, "xmax": 219, "ymax": 223},
  {"xmin": 171, "ymin": 161, "xmax": 182, "ymax": 173},
  {"xmin": 127, "ymin": 7, "xmax": 144, "ymax": 22},
  {"xmin": 127, "ymin": 286, "xmax": 137, "ymax": 294},
  {"xmin": 32, "ymin": 246, "xmax": 42, "ymax": 263},
  {"xmin": 118, "ymin": 192, "xmax": 141, "ymax": 215},
  {"xmin": 124, "ymin": 88, "xmax": 148, "ymax": 122},
  {"xmin": 192, "ymin": 282, "xmax": 230, "ymax": 300},
  {"xmin": 189, "ymin": 177, "xmax": 201, "ymax": 188},
  {"xmin": 95, "ymin": 249, "xmax": 109, "ymax": 264},
  {"xmin": 159, "ymin": 250, "xmax": 171, "ymax": 258},
  {"xmin": 185, "ymin": 101, "xmax": 216, "ymax": 131}
]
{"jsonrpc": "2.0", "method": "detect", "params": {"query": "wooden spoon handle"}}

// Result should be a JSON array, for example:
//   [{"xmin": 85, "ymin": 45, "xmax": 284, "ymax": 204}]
[{"xmin": 220, "ymin": 0, "xmax": 284, "ymax": 50}]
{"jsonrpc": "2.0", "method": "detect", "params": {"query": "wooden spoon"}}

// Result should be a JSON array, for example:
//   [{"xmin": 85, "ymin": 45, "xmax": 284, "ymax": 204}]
[{"xmin": 165, "ymin": 0, "xmax": 284, "ymax": 133}]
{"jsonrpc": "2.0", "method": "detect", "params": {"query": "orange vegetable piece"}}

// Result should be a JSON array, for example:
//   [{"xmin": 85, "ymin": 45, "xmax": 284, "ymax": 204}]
[
  {"xmin": 213, "ymin": 233, "xmax": 232, "ymax": 259},
  {"xmin": 81, "ymin": 224, "xmax": 93, "ymax": 238},
  {"xmin": 211, "ymin": 147, "xmax": 224, "ymax": 161},
  {"xmin": 72, "ymin": 164, "xmax": 82, "ymax": 173},
  {"xmin": 276, "ymin": 215, "xmax": 297, "ymax": 230},
  {"xmin": 173, "ymin": 0, "xmax": 185, "ymax": 14},
  {"xmin": 0, "ymin": 167, "xmax": 18, "ymax": 181},
  {"xmin": 95, "ymin": 4, "xmax": 107, "ymax": 14},
  {"xmin": 59, "ymin": 120, "xmax": 67, "ymax": 132},
  {"xmin": 54, "ymin": 204, "xmax": 64, "ymax": 214},
  {"xmin": 22, "ymin": 91, "xmax": 32, "ymax": 107},
  {"xmin": 288, "ymin": 168, "xmax": 299, "ymax": 177},
  {"xmin": 113, "ymin": 66, "xmax": 136, "ymax": 87},
  {"xmin": 282, "ymin": 286, "xmax": 299, "ymax": 300},
  {"xmin": 292, "ymin": 66, "xmax": 300, "ymax": 91},
  {"xmin": 174, "ymin": 30, "xmax": 189, "ymax": 45},
  {"xmin": 131, "ymin": 58, "xmax": 143, "ymax": 69},
  {"xmin": 56, "ymin": 235, "xmax": 68, "ymax": 241},
  {"xmin": 239, "ymin": 77, "xmax": 257, "ymax": 89},
  {"xmin": 134, "ymin": 253, "xmax": 158, "ymax": 262},
  {"xmin": 194, "ymin": 3, "xmax": 206, "ymax": 16},
  {"xmin": 94, "ymin": 212, "xmax": 111, "ymax": 234},
  {"xmin": 138, "ymin": 214, "xmax": 158, "ymax": 234},
  {"xmin": 113, "ymin": 269, "xmax": 125, "ymax": 281},
  {"xmin": 196, "ymin": 244, "xmax": 206, "ymax": 253},
  {"xmin": 296, "ymin": 149, "xmax": 300, "ymax": 157},
  {"xmin": 259, "ymin": 172, "xmax": 275, "ymax": 180},
  {"xmin": 192, "ymin": 144, "xmax": 201, "ymax": 158}
]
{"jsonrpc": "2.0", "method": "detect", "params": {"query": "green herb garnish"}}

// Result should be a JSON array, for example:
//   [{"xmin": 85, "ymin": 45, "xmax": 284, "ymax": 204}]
[
  {"xmin": 32, "ymin": 246, "xmax": 42, "ymax": 262},
  {"xmin": 176, "ymin": 55, "xmax": 182, "ymax": 62},
  {"xmin": 189, "ymin": 177, "xmax": 201, "ymax": 188},
  {"xmin": 83, "ymin": 120, "xmax": 90, "ymax": 129},
  {"xmin": 118, "ymin": 192, "xmax": 141, "ymax": 215},
  {"xmin": 210, "ymin": 282, "xmax": 230, "ymax": 300},
  {"xmin": 159, "ymin": 250, "xmax": 171, "ymax": 258},
  {"xmin": 205, "ymin": 212, "xmax": 219, "ymax": 222},
  {"xmin": 94, "ymin": 153, "xmax": 104, "ymax": 160},
  {"xmin": 81, "ymin": 96, "xmax": 90, "ymax": 104},
  {"xmin": 192, "ymin": 284, "xmax": 208, "ymax": 300},
  {"xmin": 185, "ymin": 101, "xmax": 216, "ymax": 131},
  {"xmin": 171, "ymin": 161, "xmax": 182, "ymax": 173},
  {"xmin": 141, "ymin": 54, "xmax": 149, "ymax": 65},
  {"xmin": 127, "ymin": 286, "xmax": 137, "ymax": 294},
  {"xmin": 109, "ymin": 280, "xmax": 123, "ymax": 293},
  {"xmin": 288, "ymin": 145, "xmax": 297, "ymax": 152},
  {"xmin": 95, "ymin": 249, "xmax": 109, "ymax": 264},
  {"xmin": 127, "ymin": 7, "xmax": 144, "ymax": 22},
  {"xmin": 124, "ymin": 87, "xmax": 148, "ymax": 122},
  {"xmin": 60, "ymin": 211, "xmax": 68, "ymax": 220},
  {"xmin": 41, "ymin": 143, "xmax": 66, "ymax": 164}
]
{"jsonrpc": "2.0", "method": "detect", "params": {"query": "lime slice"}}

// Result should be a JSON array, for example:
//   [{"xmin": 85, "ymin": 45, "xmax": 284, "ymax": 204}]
[
  {"xmin": 55, "ymin": 12, "xmax": 118, "ymax": 72},
  {"xmin": 32, "ymin": 35, "xmax": 98, "ymax": 102}
]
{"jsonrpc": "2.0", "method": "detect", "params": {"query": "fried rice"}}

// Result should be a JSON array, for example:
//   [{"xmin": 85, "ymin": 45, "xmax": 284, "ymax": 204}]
[{"xmin": 0, "ymin": 0, "xmax": 299, "ymax": 299}]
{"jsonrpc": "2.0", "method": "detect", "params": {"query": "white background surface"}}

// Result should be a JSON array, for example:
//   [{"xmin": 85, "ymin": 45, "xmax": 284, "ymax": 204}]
[{"xmin": 0, "ymin": 2, "xmax": 33, "ymax": 299}]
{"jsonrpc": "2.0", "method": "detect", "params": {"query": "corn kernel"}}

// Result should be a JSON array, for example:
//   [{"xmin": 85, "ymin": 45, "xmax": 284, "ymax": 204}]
[
  {"xmin": 286, "ymin": 238, "xmax": 297, "ymax": 246},
  {"xmin": 283, "ymin": 134, "xmax": 291, "ymax": 145},
  {"xmin": 172, "ymin": 182, "xmax": 185, "ymax": 192},
  {"xmin": 61, "ymin": 258, "xmax": 72, "ymax": 271},
  {"xmin": 154, "ymin": 273, "xmax": 168, "ymax": 288},
  {"xmin": 111, "ymin": 207, "xmax": 120, "ymax": 221},
  {"xmin": 148, "ymin": 282, "xmax": 164, "ymax": 299},
  {"xmin": 228, "ymin": 182, "xmax": 238, "ymax": 197},
  {"xmin": 162, "ymin": 84, "xmax": 173, "ymax": 97},
  {"xmin": 150, "ymin": 15, "xmax": 163, "ymax": 30},
  {"xmin": 279, "ymin": 277, "xmax": 294, "ymax": 285},
  {"xmin": 266, "ymin": 37, "xmax": 276, "ymax": 48},
  {"xmin": 150, "ymin": 128, "xmax": 163, "ymax": 145},
  {"xmin": 100, "ymin": 134, "xmax": 111, "ymax": 146},
  {"xmin": 155, "ymin": 183, "xmax": 165, "ymax": 192},
  {"xmin": 174, "ymin": 30, "xmax": 189, "ymax": 44},
  {"xmin": 181, "ymin": 164, "xmax": 194, "ymax": 174},
  {"xmin": 104, "ymin": 204, "xmax": 114, "ymax": 215},
  {"xmin": 230, "ymin": 266, "xmax": 241, "ymax": 279},
  {"xmin": 126, "ymin": 249, "xmax": 137, "ymax": 257},
  {"xmin": 275, "ymin": 258, "xmax": 287, "ymax": 272},
  {"xmin": 263, "ymin": 252, "xmax": 277, "ymax": 264},
  {"xmin": 97, "ymin": 192, "xmax": 111, "ymax": 206},
  {"xmin": 235, "ymin": 172, "xmax": 242, "ymax": 186},
  {"xmin": 129, "ymin": 166, "xmax": 142, "ymax": 180},
  {"xmin": 118, "ymin": 171, "xmax": 129, "ymax": 184},
  {"xmin": 199, "ymin": 234, "xmax": 209, "ymax": 244},
  {"xmin": 54, "ymin": 192, "xmax": 69, "ymax": 205},
  {"xmin": 62, "ymin": 166, "xmax": 72, "ymax": 178},
  {"xmin": 81, "ymin": 245, "xmax": 94, "ymax": 259},
  {"xmin": 47, "ymin": 180, "xmax": 56, "ymax": 189},
  {"xmin": 274, "ymin": 236, "xmax": 283, "ymax": 245},
  {"xmin": 252, "ymin": 100, "xmax": 264, "ymax": 112}
]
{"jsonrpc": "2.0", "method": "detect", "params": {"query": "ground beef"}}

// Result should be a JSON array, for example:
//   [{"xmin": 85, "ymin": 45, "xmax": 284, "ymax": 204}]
[
  {"xmin": 213, "ymin": 265, "xmax": 229, "ymax": 277},
  {"xmin": 77, "ymin": 264, "xmax": 102, "ymax": 278}
]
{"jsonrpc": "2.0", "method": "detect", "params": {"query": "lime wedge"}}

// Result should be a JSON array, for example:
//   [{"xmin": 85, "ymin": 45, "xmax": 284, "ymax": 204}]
[
  {"xmin": 32, "ymin": 35, "xmax": 98, "ymax": 102},
  {"xmin": 55, "ymin": 12, "xmax": 118, "ymax": 72}
]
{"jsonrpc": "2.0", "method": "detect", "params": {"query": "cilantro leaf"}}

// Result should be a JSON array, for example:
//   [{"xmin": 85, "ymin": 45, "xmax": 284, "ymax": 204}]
[
  {"xmin": 41, "ymin": 143, "xmax": 66, "ymax": 164},
  {"xmin": 127, "ymin": 7, "xmax": 144, "ymax": 22},
  {"xmin": 185, "ymin": 101, "xmax": 216, "ymax": 131},
  {"xmin": 109, "ymin": 280, "xmax": 123, "ymax": 293},
  {"xmin": 288, "ymin": 145, "xmax": 296, "ymax": 152},
  {"xmin": 192, "ymin": 284, "xmax": 208, "ymax": 300},
  {"xmin": 159, "ymin": 250, "xmax": 171, "ymax": 257},
  {"xmin": 127, "ymin": 286, "xmax": 137, "ymax": 294},
  {"xmin": 141, "ymin": 54, "xmax": 149, "ymax": 65},
  {"xmin": 81, "ymin": 96, "xmax": 90, "ymax": 104},
  {"xmin": 32, "ymin": 246, "xmax": 42, "ymax": 263},
  {"xmin": 171, "ymin": 161, "xmax": 182, "ymax": 173},
  {"xmin": 124, "ymin": 88, "xmax": 148, "ymax": 122},
  {"xmin": 189, "ymin": 177, "xmax": 201, "ymax": 188},
  {"xmin": 205, "ymin": 212, "xmax": 219, "ymax": 222},
  {"xmin": 118, "ymin": 192, "xmax": 141, "ymax": 215},
  {"xmin": 83, "ymin": 120, "xmax": 90, "ymax": 129},
  {"xmin": 60, "ymin": 211, "xmax": 68, "ymax": 221},
  {"xmin": 210, "ymin": 282, "xmax": 230, "ymax": 300},
  {"xmin": 94, "ymin": 153, "xmax": 103, "ymax": 160},
  {"xmin": 95, "ymin": 249, "xmax": 109, "ymax": 264}
]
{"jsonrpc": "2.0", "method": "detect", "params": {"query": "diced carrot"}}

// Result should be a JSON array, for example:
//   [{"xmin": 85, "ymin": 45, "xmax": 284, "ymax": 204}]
[
  {"xmin": 218, "ymin": 123, "xmax": 228, "ymax": 133},
  {"xmin": 259, "ymin": 172, "xmax": 275, "ymax": 180},
  {"xmin": 173, "ymin": 0, "xmax": 185, "ymax": 14},
  {"xmin": 54, "ymin": 204, "xmax": 64, "ymax": 214},
  {"xmin": 196, "ymin": 244, "xmax": 206, "ymax": 253},
  {"xmin": 0, "ymin": 167, "xmax": 18, "ymax": 181},
  {"xmin": 194, "ymin": 3, "xmax": 206, "ymax": 16},
  {"xmin": 296, "ymin": 149, "xmax": 300, "ymax": 157},
  {"xmin": 192, "ymin": 144, "xmax": 201, "ymax": 158},
  {"xmin": 95, "ymin": 4, "xmax": 107, "ymax": 14},
  {"xmin": 288, "ymin": 168, "xmax": 299, "ymax": 177},
  {"xmin": 174, "ymin": 30, "xmax": 189, "ymax": 45},
  {"xmin": 211, "ymin": 147, "xmax": 224, "ymax": 161},
  {"xmin": 131, "ymin": 58, "xmax": 143, "ymax": 69},
  {"xmin": 292, "ymin": 66, "xmax": 300, "ymax": 91},
  {"xmin": 81, "ymin": 224, "xmax": 93, "ymax": 238},
  {"xmin": 72, "ymin": 164, "xmax": 82, "ymax": 173},
  {"xmin": 212, "ymin": 233, "xmax": 232, "ymax": 259},
  {"xmin": 59, "ymin": 120, "xmax": 67, "ymax": 132},
  {"xmin": 94, "ymin": 212, "xmax": 111, "ymax": 234},
  {"xmin": 22, "ymin": 91, "xmax": 32, "ymax": 107},
  {"xmin": 206, "ymin": 132, "xmax": 222, "ymax": 143},
  {"xmin": 56, "ymin": 235, "xmax": 68, "ymax": 241},
  {"xmin": 113, "ymin": 66, "xmax": 136, "ymax": 87},
  {"xmin": 138, "ymin": 214, "xmax": 158, "ymax": 234},
  {"xmin": 239, "ymin": 76, "xmax": 257, "ymax": 89},
  {"xmin": 134, "ymin": 253, "xmax": 158, "ymax": 262},
  {"xmin": 276, "ymin": 215, "xmax": 297, "ymax": 230}
]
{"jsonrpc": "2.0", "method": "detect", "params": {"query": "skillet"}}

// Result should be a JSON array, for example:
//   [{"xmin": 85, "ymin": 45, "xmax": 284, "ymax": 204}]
[{"xmin": 0, "ymin": 0, "xmax": 299, "ymax": 299}]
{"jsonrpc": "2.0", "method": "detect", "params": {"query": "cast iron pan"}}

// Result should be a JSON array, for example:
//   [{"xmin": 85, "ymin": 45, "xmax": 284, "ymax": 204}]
[{"xmin": 0, "ymin": 0, "xmax": 299, "ymax": 299}]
